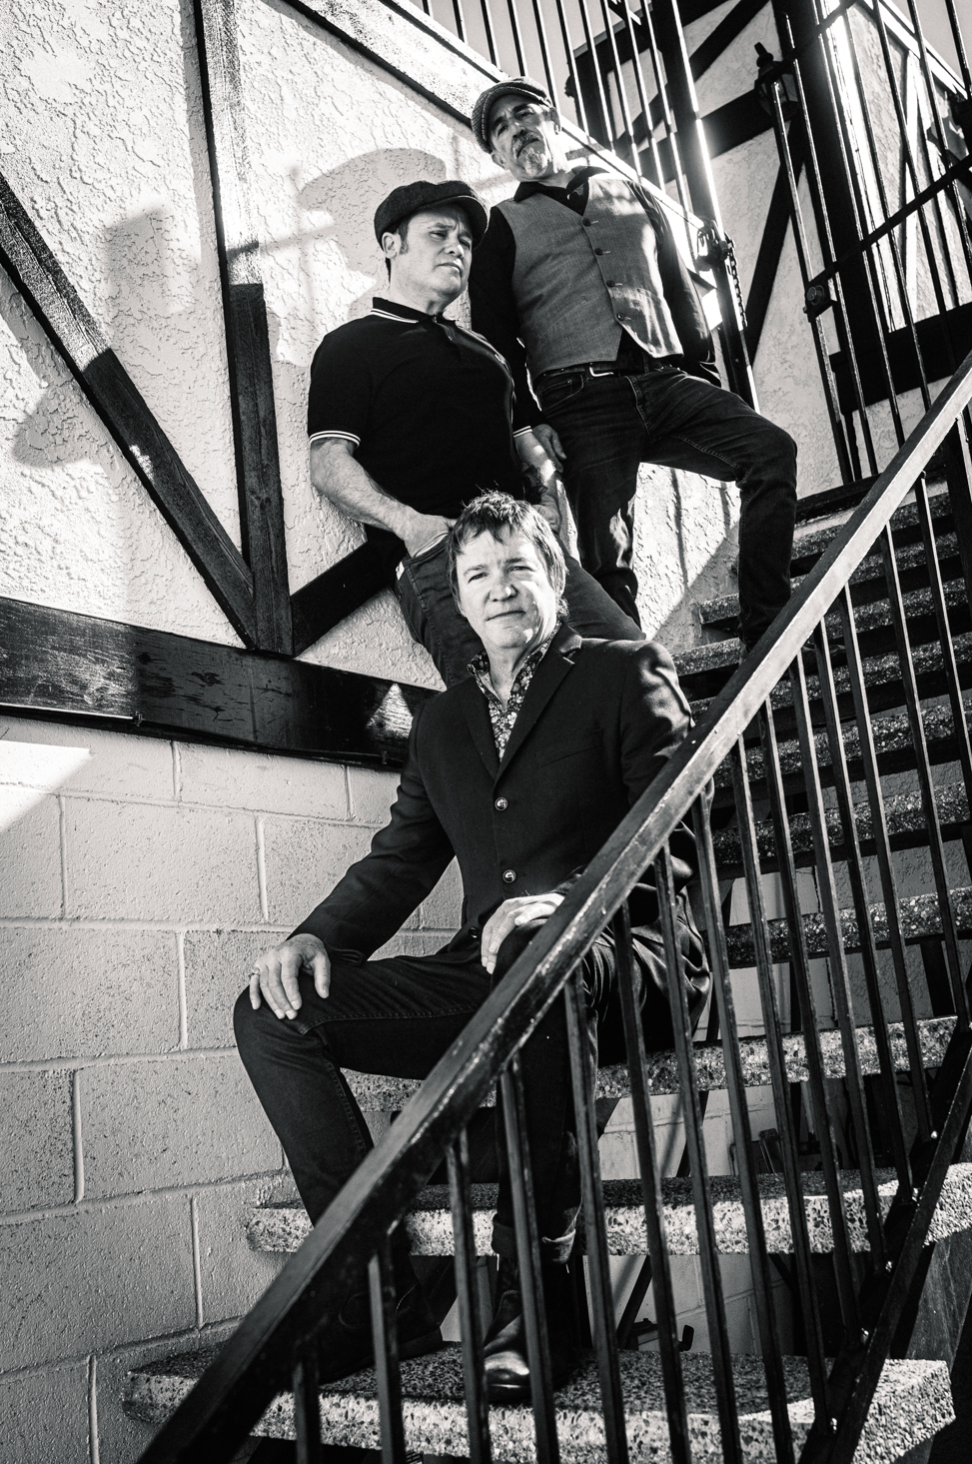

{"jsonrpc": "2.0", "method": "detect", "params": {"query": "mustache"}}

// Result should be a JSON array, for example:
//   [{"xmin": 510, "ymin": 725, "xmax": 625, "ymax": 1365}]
[{"xmin": 513, "ymin": 130, "xmax": 543, "ymax": 156}]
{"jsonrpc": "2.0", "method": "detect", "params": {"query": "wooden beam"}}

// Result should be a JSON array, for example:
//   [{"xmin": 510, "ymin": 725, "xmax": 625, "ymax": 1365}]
[
  {"xmin": 745, "ymin": 155, "xmax": 802, "ymax": 360},
  {"xmin": 0, "ymin": 173, "xmax": 257, "ymax": 648},
  {"xmin": 290, "ymin": 543, "xmax": 396, "ymax": 656},
  {"xmin": 193, "ymin": 0, "xmax": 294, "ymax": 655},
  {"xmin": 0, "ymin": 596, "xmax": 430, "ymax": 766}
]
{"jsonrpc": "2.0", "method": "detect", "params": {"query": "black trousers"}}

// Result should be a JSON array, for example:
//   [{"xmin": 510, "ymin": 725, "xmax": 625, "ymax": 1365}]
[{"xmin": 234, "ymin": 919, "xmax": 707, "ymax": 1266}]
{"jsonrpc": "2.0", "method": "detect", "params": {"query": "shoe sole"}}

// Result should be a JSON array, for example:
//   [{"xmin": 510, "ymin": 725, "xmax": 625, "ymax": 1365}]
[{"xmin": 484, "ymin": 1364, "xmax": 573, "ymax": 1403}]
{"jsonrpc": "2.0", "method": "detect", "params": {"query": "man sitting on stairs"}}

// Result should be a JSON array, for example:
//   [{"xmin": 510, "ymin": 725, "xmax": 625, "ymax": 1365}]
[{"xmin": 235, "ymin": 492, "xmax": 710, "ymax": 1400}]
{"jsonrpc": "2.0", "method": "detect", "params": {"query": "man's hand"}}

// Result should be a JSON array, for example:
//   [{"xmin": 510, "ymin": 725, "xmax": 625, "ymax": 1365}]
[
  {"xmin": 480, "ymin": 893, "xmax": 565, "ymax": 974},
  {"xmin": 400, "ymin": 510, "xmax": 454, "ymax": 559},
  {"xmin": 532, "ymin": 422, "xmax": 566, "ymax": 471},
  {"xmin": 516, "ymin": 426, "xmax": 564, "ymax": 490},
  {"xmin": 249, "ymin": 934, "xmax": 331, "ymax": 1019}
]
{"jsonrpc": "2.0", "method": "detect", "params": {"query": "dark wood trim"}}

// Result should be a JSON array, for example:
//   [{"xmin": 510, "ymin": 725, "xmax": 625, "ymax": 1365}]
[
  {"xmin": 193, "ymin": 0, "xmax": 293, "ymax": 655},
  {"xmin": 689, "ymin": 0, "xmax": 770, "ymax": 81},
  {"xmin": 829, "ymin": 302, "xmax": 972, "ymax": 412},
  {"xmin": 745, "ymin": 153, "xmax": 802, "ymax": 359},
  {"xmin": 290, "ymin": 542, "xmax": 396, "ymax": 656},
  {"xmin": 0, "ymin": 173, "xmax": 257, "ymax": 648},
  {"xmin": 0, "ymin": 596, "xmax": 430, "ymax": 766}
]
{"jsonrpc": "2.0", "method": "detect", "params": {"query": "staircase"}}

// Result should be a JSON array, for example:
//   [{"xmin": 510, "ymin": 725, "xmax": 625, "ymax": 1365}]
[{"xmin": 124, "ymin": 354, "xmax": 972, "ymax": 1463}]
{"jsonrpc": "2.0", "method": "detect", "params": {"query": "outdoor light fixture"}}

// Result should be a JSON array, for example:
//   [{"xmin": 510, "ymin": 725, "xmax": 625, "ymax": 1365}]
[{"xmin": 754, "ymin": 41, "xmax": 799, "ymax": 121}]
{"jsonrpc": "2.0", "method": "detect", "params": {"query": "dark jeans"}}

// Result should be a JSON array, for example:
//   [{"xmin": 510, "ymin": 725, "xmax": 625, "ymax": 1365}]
[
  {"xmin": 536, "ymin": 366, "xmax": 798, "ymax": 646},
  {"xmin": 395, "ymin": 536, "xmax": 643, "ymax": 688},
  {"xmin": 233, "ymin": 921, "xmax": 705, "ymax": 1265}
]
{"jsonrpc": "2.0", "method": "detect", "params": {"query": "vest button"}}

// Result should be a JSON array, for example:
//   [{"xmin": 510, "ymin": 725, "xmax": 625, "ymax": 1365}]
[
  {"xmin": 502, "ymin": 869, "xmax": 516, "ymax": 884},
  {"xmin": 594, "ymin": 247, "xmax": 603, "ymax": 255},
  {"xmin": 583, "ymin": 219, "xmax": 593, "ymax": 226},
  {"xmin": 495, "ymin": 797, "xmax": 509, "ymax": 811},
  {"xmin": 605, "ymin": 280, "xmax": 617, "ymax": 288},
  {"xmin": 617, "ymin": 313, "xmax": 628, "ymax": 321}
]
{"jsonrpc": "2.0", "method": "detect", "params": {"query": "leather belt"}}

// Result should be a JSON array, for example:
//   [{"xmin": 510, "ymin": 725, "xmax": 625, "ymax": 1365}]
[{"xmin": 536, "ymin": 355, "xmax": 682, "ymax": 386}]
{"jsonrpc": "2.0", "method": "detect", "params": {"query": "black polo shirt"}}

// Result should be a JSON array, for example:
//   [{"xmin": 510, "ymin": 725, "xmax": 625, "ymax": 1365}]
[{"xmin": 307, "ymin": 298, "xmax": 525, "ymax": 564}]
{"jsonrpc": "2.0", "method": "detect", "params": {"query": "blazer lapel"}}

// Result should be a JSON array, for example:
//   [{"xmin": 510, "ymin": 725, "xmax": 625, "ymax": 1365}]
[
  {"xmin": 459, "ymin": 677, "xmax": 500, "ymax": 779},
  {"xmin": 497, "ymin": 625, "xmax": 582, "ymax": 777}
]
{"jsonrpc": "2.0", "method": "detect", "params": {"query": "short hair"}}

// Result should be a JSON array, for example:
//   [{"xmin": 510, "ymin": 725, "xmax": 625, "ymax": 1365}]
[
  {"xmin": 382, "ymin": 216, "xmax": 410, "ymax": 280},
  {"xmin": 447, "ymin": 492, "xmax": 567, "ymax": 610}
]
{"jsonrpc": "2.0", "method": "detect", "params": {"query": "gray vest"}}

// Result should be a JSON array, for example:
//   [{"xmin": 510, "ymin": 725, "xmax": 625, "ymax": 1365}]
[{"xmin": 496, "ymin": 175, "xmax": 684, "ymax": 377}]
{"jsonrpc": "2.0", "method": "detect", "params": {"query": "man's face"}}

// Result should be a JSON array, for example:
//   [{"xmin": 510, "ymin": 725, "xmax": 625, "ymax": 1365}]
[
  {"xmin": 454, "ymin": 526, "xmax": 560, "ymax": 661},
  {"xmin": 384, "ymin": 204, "xmax": 474, "ymax": 304},
  {"xmin": 488, "ymin": 95, "xmax": 561, "ymax": 182}
]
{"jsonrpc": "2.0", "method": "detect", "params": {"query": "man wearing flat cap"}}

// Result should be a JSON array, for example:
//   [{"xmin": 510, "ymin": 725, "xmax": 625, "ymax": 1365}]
[
  {"xmin": 468, "ymin": 79, "xmax": 799, "ymax": 655},
  {"xmin": 307, "ymin": 178, "xmax": 642, "ymax": 687}
]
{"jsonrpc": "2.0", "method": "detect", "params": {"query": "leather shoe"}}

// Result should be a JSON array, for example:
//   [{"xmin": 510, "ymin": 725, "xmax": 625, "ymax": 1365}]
[
  {"xmin": 316, "ymin": 1267, "xmax": 442, "ymax": 1384},
  {"xmin": 483, "ymin": 1256, "xmax": 577, "ymax": 1401}
]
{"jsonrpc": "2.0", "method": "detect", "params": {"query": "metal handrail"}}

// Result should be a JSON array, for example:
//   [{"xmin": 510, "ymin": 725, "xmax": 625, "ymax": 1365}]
[{"xmin": 137, "ymin": 347, "xmax": 972, "ymax": 1463}]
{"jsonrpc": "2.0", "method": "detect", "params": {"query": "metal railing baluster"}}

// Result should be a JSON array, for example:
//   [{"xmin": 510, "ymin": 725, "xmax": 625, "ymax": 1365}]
[
  {"xmin": 575, "ymin": 0, "xmax": 621, "ymax": 154},
  {"xmin": 914, "ymin": 471, "xmax": 972, "ymax": 810},
  {"xmin": 655, "ymin": 841, "xmax": 743, "ymax": 1464},
  {"xmin": 547, "ymin": 0, "xmax": 592, "ymax": 140},
  {"xmin": 758, "ymin": 695, "xmax": 860, "ymax": 1340},
  {"xmin": 500, "ymin": 1055, "xmax": 561, "ymax": 1464},
  {"xmin": 593, "ymin": 0, "xmax": 640, "ymax": 167},
  {"xmin": 478, "ymin": 0, "xmax": 501, "ymax": 67},
  {"xmin": 563, "ymin": 970, "xmax": 629, "ymax": 1464},
  {"xmin": 879, "ymin": 523, "xmax": 971, "ymax": 1025},
  {"xmin": 503, "ymin": 0, "xmax": 529, "ymax": 77},
  {"xmin": 526, "ymin": 0, "xmax": 560, "ymax": 111},
  {"xmin": 731, "ymin": 732, "xmax": 831, "ymax": 1424},
  {"xmin": 293, "ymin": 1351, "xmax": 322, "ymax": 1464},
  {"xmin": 369, "ymin": 1238, "xmax": 408, "ymax": 1464},
  {"xmin": 691, "ymin": 794, "xmax": 794, "ymax": 1464},
  {"xmin": 902, "ymin": 0, "xmax": 972, "ymax": 280},
  {"xmin": 615, "ymin": 3, "xmax": 663, "ymax": 186},
  {"xmin": 450, "ymin": 0, "xmax": 467, "ymax": 44},
  {"xmin": 612, "ymin": 900, "xmax": 692, "ymax": 1464},
  {"xmin": 835, "ymin": 583, "xmax": 935, "ymax": 1140},
  {"xmin": 447, "ymin": 1131, "xmax": 492, "ymax": 1464},
  {"xmin": 810, "ymin": 623, "xmax": 912, "ymax": 1197},
  {"xmin": 790, "ymin": 648, "xmax": 885, "ymax": 1269},
  {"xmin": 631, "ymin": 0, "xmax": 689, "ymax": 212}
]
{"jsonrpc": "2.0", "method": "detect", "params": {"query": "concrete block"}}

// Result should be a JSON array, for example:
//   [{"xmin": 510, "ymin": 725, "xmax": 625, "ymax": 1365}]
[
  {"xmin": 0, "ymin": 1194, "xmax": 196, "ymax": 1369},
  {"xmin": 0, "ymin": 791, "xmax": 61, "ymax": 917},
  {"xmin": 178, "ymin": 743, "xmax": 347, "ymax": 819},
  {"xmin": 347, "ymin": 766, "xmax": 400, "ymax": 825},
  {"xmin": 94, "ymin": 1324, "xmax": 238, "ymax": 1464},
  {"xmin": 0, "ymin": 1358, "xmax": 89, "ymax": 1464},
  {"xmin": 0, "ymin": 1070, "xmax": 74, "ymax": 1213},
  {"xmin": 0, "ymin": 717, "xmax": 174, "ymax": 801},
  {"xmin": 262, "ymin": 816, "xmax": 375, "ymax": 925},
  {"xmin": 195, "ymin": 1179, "xmax": 287, "ymax": 1325},
  {"xmin": 64, "ymin": 800, "xmax": 261, "ymax": 922},
  {"xmin": 418, "ymin": 860, "xmax": 462, "ymax": 931},
  {"xmin": 183, "ymin": 928, "xmax": 290, "ymax": 1050},
  {"xmin": 0, "ymin": 926, "xmax": 179, "ymax": 1062},
  {"xmin": 80, "ymin": 1053, "xmax": 281, "ymax": 1199}
]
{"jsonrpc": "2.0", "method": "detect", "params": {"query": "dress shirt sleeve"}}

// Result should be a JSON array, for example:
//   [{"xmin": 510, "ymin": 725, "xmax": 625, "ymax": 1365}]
[
  {"xmin": 468, "ymin": 209, "xmax": 543, "ymax": 432},
  {"xmin": 307, "ymin": 328, "xmax": 373, "ymax": 446},
  {"xmin": 290, "ymin": 702, "xmax": 456, "ymax": 960}
]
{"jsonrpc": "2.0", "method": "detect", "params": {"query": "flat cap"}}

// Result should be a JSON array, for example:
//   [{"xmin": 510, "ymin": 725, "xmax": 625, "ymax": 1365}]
[
  {"xmin": 471, "ymin": 77, "xmax": 555, "ymax": 152},
  {"xmin": 373, "ymin": 179, "xmax": 489, "ymax": 247}
]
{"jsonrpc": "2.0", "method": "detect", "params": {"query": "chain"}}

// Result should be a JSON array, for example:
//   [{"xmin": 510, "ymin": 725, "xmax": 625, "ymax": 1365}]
[{"xmin": 696, "ymin": 222, "xmax": 748, "ymax": 331}]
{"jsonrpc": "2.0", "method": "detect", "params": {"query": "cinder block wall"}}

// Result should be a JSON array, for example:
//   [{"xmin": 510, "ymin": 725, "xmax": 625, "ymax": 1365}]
[{"xmin": 0, "ymin": 715, "xmax": 460, "ymax": 1462}]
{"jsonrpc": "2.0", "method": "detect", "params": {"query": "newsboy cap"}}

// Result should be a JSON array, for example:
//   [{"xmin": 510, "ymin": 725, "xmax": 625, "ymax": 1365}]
[
  {"xmin": 373, "ymin": 179, "xmax": 489, "ymax": 247},
  {"xmin": 471, "ymin": 77, "xmax": 556, "ymax": 152}
]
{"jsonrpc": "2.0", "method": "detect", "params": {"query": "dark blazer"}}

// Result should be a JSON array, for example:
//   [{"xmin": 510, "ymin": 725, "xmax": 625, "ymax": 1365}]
[{"xmin": 294, "ymin": 628, "xmax": 704, "ymax": 987}]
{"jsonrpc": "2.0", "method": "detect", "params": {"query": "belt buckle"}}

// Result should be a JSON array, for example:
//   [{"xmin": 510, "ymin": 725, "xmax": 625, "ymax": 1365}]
[{"xmin": 588, "ymin": 363, "xmax": 616, "ymax": 377}]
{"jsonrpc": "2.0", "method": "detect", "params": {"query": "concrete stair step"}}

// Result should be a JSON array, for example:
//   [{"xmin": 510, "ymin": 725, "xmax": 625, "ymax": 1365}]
[
  {"xmin": 125, "ymin": 1346, "xmax": 953, "ymax": 1463},
  {"xmin": 710, "ymin": 780, "xmax": 970, "ymax": 874},
  {"xmin": 697, "ymin": 577, "xmax": 967, "ymax": 641},
  {"xmin": 789, "ymin": 485, "xmax": 952, "ymax": 571},
  {"xmin": 725, "ymin": 885, "xmax": 972, "ymax": 965},
  {"xmin": 246, "ymin": 1163, "xmax": 972, "ymax": 1259},
  {"xmin": 340, "ymin": 1016, "xmax": 954, "ymax": 1112}
]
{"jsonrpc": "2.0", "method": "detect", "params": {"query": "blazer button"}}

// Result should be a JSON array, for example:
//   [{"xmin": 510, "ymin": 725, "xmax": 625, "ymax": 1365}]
[
  {"xmin": 502, "ymin": 869, "xmax": 516, "ymax": 884},
  {"xmin": 495, "ymin": 796, "xmax": 509, "ymax": 811}
]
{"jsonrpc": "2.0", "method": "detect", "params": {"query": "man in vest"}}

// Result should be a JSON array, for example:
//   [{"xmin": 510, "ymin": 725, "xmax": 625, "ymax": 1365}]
[
  {"xmin": 468, "ymin": 78, "xmax": 798, "ymax": 653},
  {"xmin": 308, "ymin": 178, "xmax": 641, "ymax": 687}
]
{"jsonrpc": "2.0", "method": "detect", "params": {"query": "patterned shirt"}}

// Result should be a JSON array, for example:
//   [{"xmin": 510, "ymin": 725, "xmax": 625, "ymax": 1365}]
[{"xmin": 469, "ymin": 637, "xmax": 555, "ymax": 757}]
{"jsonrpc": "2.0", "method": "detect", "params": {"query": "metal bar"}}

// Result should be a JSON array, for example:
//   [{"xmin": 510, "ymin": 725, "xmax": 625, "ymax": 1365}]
[
  {"xmin": 879, "ymin": 523, "xmax": 971, "ymax": 1025},
  {"xmin": 764, "ymin": 75, "xmax": 855, "ymax": 481},
  {"xmin": 292, "ymin": 1350, "xmax": 322, "ymax": 1464},
  {"xmin": 790, "ymin": 649, "xmax": 886, "ymax": 1268},
  {"xmin": 616, "ymin": 3, "xmax": 664, "ymax": 186},
  {"xmin": 611, "ymin": 902, "xmax": 691, "ymax": 1464},
  {"xmin": 758, "ymin": 698, "xmax": 861, "ymax": 1339},
  {"xmin": 691, "ymin": 794, "xmax": 794, "ymax": 1464},
  {"xmin": 631, "ymin": 0, "xmax": 690, "ymax": 213},
  {"xmin": 576, "ymin": 0, "xmax": 621, "ymax": 155},
  {"xmin": 548, "ymin": 0, "xmax": 593, "ymax": 140},
  {"xmin": 447, "ymin": 1132, "xmax": 492, "ymax": 1464},
  {"xmin": 655, "ymin": 842, "xmax": 743, "ymax": 1464},
  {"xmin": 500, "ymin": 1058, "xmax": 561, "ymax": 1464},
  {"xmin": 563, "ymin": 972, "xmax": 629, "ymax": 1464},
  {"xmin": 810, "ymin": 624, "xmax": 911, "ymax": 1194},
  {"xmin": 527, "ymin": 0, "xmax": 560, "ymax": 110},
  {"xmin": 729, "ymin": 734, "xmax": 830, "ymax": 1420},
  {"xmin": 369, "ymin": 1239, "xmax": 407, "ymax": 1464},
  {"xmin": 914, "ymin": 472, "xmax": 972, "ymax": 810},
  {"xmin": 835, "ymin": 583, "xmax": 935, "ymax": 1139},
  {"xmin": 478, "ymin": 0, "xmax": 501, "ymax": 67},
  {"xmin": 450, "ymin": 0, "xmax": 467, "ymax": 44},
  {"xmin": 503, "ymin": 0, "xmax": 530, "ymax": 78},
  {"xmin": 943, "ymin": 0, "xmax": 972, "ymax": 96},
  {"xmin": 903, "ymin": 0, "xmax": 972, "ymax": 280},
  {"xmin": 594, "ymin": 0, "xmax": 641, "ymax": 167}
]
